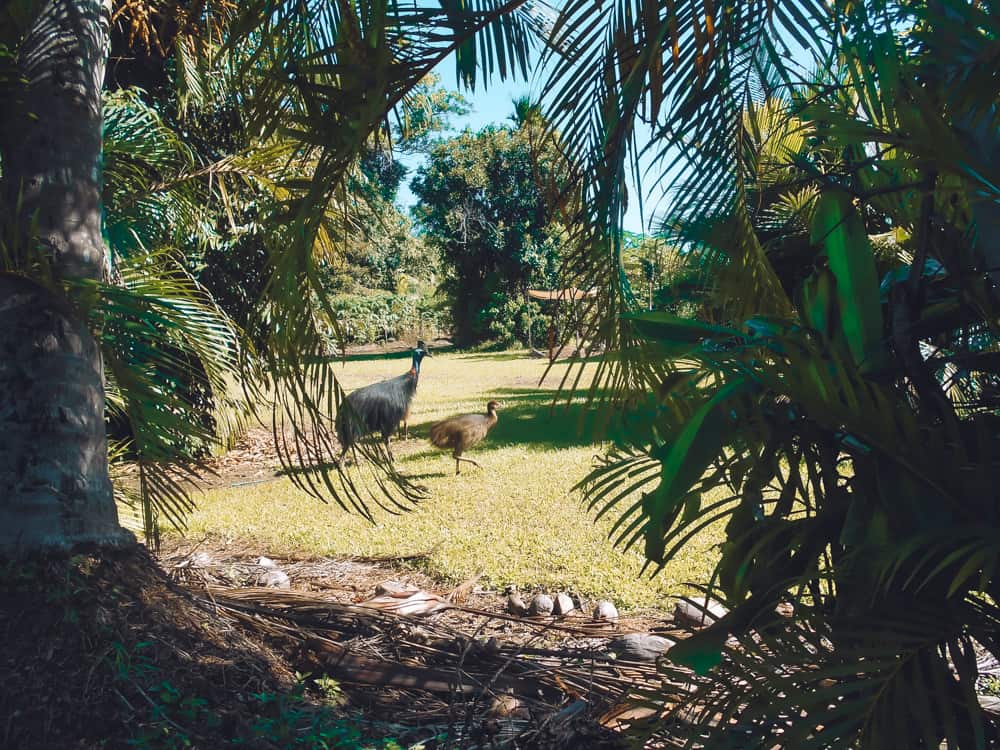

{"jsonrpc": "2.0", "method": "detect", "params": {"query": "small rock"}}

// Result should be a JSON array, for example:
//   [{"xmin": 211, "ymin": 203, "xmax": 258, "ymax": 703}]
[
  {"xmin": 592, "ymin": 600, "xmax": 619, "ymax": 622},
  {"xmin": 529, "ymin": 593, "xmax": 554, "ymax": 616},
  {"xmin": 553, "ymin": 593, "xmax": 575, "ymax": 616},
  {"xmin": 507, "ymin": 592, "xmax": 528, "ymax": 616},
  {"xmin": 673, "ymin": 597, "xmax": 728, "ymax": 628},
  {"xmin": 256, "ymin": 556, "xmax": 278, "ymax": 569},
  {"xmin": 190, "ymin": 551, "xmax": 212, "ymax": 568},
  {"xmin": 375, "ymin": 580, "xmax": 412, "ymax": 596},
  {"xmin": 260, "ymin": 570, "xmax": 290, "ymax": 589},
  {"xmin": 487, "ymin": 693, "xmax": 529, "ymax": 719},
  {"xmin": 609, "ymin": 632, "xmax": 675, "ymax": 662}
]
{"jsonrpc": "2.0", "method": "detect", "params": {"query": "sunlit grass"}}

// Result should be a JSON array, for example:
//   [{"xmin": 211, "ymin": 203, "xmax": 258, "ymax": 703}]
[{"xmin": 173, "ymin": 350, "xmax": 723, "ymax": 610}]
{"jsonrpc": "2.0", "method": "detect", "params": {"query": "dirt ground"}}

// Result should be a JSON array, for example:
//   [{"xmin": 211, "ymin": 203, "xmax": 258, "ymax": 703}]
[
  {"xmin": 1, "ymin": 536, "xmax": 681, "ymax": 749},
  {"xmin": 1, "ymin": 547, "xmax": 299, "ymax": 750}
]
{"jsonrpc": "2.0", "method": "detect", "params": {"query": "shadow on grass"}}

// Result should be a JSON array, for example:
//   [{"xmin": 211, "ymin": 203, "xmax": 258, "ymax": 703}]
[
  {"xmin": 457, "ymin": 350, "xmax": 537, "ymax": 362},
  {"xmin": 478, "ymin": 388, "xmax": 605, "ymax": 450},
  {"xmin": 275, "ymin": 460, "xmax": 341, "ymax": 477},
  {"xmin": 457, "ymin": 350, "xmax": 611, "ymax": 364},
  {"xmin": 404, "ymin": 471, "xmax": 451, "ymax": 481},
  {"xmin": 399, "ymin": 387, "xmax": 611, "ymax": 453}
]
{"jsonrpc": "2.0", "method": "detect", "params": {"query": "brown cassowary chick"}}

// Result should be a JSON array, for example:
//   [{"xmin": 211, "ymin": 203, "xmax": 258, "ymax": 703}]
[{"xmin": 429, "ymin": 401, "xmax": 501, "ymax": 475}]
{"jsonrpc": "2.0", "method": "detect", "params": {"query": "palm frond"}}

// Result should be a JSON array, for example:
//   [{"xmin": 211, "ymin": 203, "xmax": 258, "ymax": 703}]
[
  {"xmin": 90, "ymin": 250, "xmax": 251, "ymax": 543},
  {"xmin": 553, "ymin": 4, "xmax": 1000, "ymax": 744},
  {"xmin": 201, "ymin": 0, "xmax": 551, "ymax": 513}
]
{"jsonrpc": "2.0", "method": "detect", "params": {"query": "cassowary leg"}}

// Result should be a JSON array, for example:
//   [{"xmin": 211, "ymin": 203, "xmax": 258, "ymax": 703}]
[
  {"xmin": 453, "ymin": 452, "xmax": 480, "ymax": 474},
  {"xmin": 384, "ymin": 436, "xmax": 394, "ymax": 462}
]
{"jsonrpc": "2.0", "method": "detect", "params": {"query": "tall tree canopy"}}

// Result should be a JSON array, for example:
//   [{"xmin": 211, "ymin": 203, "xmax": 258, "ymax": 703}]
[{"xmin": 412, "ymin": 118, "xmax": 572, "ymax": 346}]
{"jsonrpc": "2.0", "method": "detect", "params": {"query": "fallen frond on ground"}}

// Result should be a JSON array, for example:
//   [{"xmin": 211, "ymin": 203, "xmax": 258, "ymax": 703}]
[{"xmin": 158, "ymin": 542, "xmax": 755, "ymax": 747}]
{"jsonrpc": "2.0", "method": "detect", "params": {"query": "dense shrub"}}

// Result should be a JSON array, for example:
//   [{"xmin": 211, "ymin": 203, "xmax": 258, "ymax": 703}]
[
  {"xmin": 323, "ymin": 291, "xmax": 446, "ymax": 346},
  {"xmin": 478, "ymin": 293, "xmax": 547, "ymax": 347}
]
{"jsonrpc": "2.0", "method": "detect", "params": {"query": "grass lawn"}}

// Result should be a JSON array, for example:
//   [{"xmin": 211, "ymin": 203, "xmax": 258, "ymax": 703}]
[{"xmin": 173, "ymin": 349, "xmax": 723, "ymax": 611}]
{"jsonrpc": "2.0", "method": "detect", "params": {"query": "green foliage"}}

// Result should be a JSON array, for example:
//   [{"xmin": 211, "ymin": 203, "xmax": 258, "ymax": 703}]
[
  {"xmin": 549, "ymin": 0, "xmax": 1000, "ymax": 745},
  {"xmin": 411, "ymin": 123, "xmax": 571, "ymax": 346},
  {"xmin": 324, "ymin": 290, "xmax": 444, "ymax": 346},
  {"xmin": 478, "ymin": 292, "xmax": 547, "ymax": 347},
  {"xmin": 621, "ymin": 236, "xmax": 708, "ymax": 316},
  {"xmin": 392, "ymin": 74, "xmax": 471, "ymax": 155},
  {"xmin": 108, "ymin": 650, "xmax": 403, "ymax": 750}
]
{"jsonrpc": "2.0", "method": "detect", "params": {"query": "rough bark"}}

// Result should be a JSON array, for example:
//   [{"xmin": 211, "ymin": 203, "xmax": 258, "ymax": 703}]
[{"xmin": 0, "ymin": 0, "xmax": 131, "ymax": 554}]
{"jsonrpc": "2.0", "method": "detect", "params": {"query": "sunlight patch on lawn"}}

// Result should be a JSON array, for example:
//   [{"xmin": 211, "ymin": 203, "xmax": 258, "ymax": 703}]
[{"xmin": 173, "ymin": 351, "xmax": 723, "ymax": 611}]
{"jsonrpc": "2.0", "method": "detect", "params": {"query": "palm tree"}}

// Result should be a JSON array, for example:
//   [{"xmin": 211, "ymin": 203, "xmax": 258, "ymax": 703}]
[
  {"xmin": 538, "ymin": 0, "xmax": 1000, "ymax": 745},
  {"xmin": 0, "ymin": 0, "xmax": 545, "ymax": 553},
  {"xmin": 0, "ymin": 1, "xmax": 131, "ymax": 551},
  {"xmin": 509, "ymin": 95, "xmax": 543, "ymax": 127}
]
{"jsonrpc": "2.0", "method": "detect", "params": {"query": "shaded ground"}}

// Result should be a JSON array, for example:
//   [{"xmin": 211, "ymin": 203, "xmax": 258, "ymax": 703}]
[
  {"xmin": 2, "ymin": 540, "xmax": 675, "ymax": 749},
  {"xmin": 1, "ymin": 548, "xmax": 298, "ymax": 750}
]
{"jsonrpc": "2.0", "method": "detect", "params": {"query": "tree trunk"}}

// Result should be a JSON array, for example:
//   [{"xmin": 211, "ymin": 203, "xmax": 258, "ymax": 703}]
[{"xmin": 0, "ymin": 0, "xmax": 132, "ymax": 554}]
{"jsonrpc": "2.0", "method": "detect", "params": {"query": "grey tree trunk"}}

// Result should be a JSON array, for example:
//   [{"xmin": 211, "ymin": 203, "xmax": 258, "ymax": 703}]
[{"xmin": 0, "ymin": 0, "xmax": 132, "ymax": 554}]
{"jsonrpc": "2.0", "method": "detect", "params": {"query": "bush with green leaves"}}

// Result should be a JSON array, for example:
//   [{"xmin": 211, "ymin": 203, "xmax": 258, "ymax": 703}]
[
  {"xmin": 553, "ymin": 0, "xmax": 1000, "ymax": 745},
  {"xmin": 324, "ymin": 291, "xmax": 444, "ymax": 347},
  {"xmin": 477, "ymin": 293, "xmax": 547, "ymax": 347}
]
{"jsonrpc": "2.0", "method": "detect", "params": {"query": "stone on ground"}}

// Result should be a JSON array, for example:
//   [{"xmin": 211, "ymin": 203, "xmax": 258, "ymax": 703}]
[
  {"xmin": 609, "ymin": 633, "xmax": 675, "ymax": 662},
  {"xmin": 673, "ymin": 597, "xmax": 728, "ymax": 628},
  {"xmin": 553, "ymin": 593, "xmax": 575, "ymax": 616},
  {"xmin": 592, "ymin": 600, "xmax": 619, "ymax": 622},
  {"xmin": 529, "ymin": 593, "xmax": 554, "ymax": 616}
]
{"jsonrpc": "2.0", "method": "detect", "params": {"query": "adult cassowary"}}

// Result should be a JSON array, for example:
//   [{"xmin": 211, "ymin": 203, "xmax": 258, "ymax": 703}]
[
  {"xmin": 429, "ymin": 400, "xmax": 501, "ymax": 475},
  {"xmin": 336, "ymin": 342, "xmax": 430, "ymax": 461}
]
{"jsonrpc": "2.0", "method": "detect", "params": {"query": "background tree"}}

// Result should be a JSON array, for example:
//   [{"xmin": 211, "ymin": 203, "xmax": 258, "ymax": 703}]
[
  {"xmin": 620, "ymin": 234, "xmax": 700, "ymax": 313},
  {"xmin": 411, "ymin": 116, "xmax": 572, "ymax": 346}
]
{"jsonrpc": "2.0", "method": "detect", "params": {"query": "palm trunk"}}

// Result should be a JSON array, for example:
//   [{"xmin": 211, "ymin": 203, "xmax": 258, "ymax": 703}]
[{"xmin": 0, "ymin": 0, "xmax": 131, "ymax": 554}]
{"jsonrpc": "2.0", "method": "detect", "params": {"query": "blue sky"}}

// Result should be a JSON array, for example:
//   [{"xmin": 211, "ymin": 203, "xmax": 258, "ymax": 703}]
[{"xmin": 396, "ymin": 60, "xmax": 661, "ymax": 235}]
